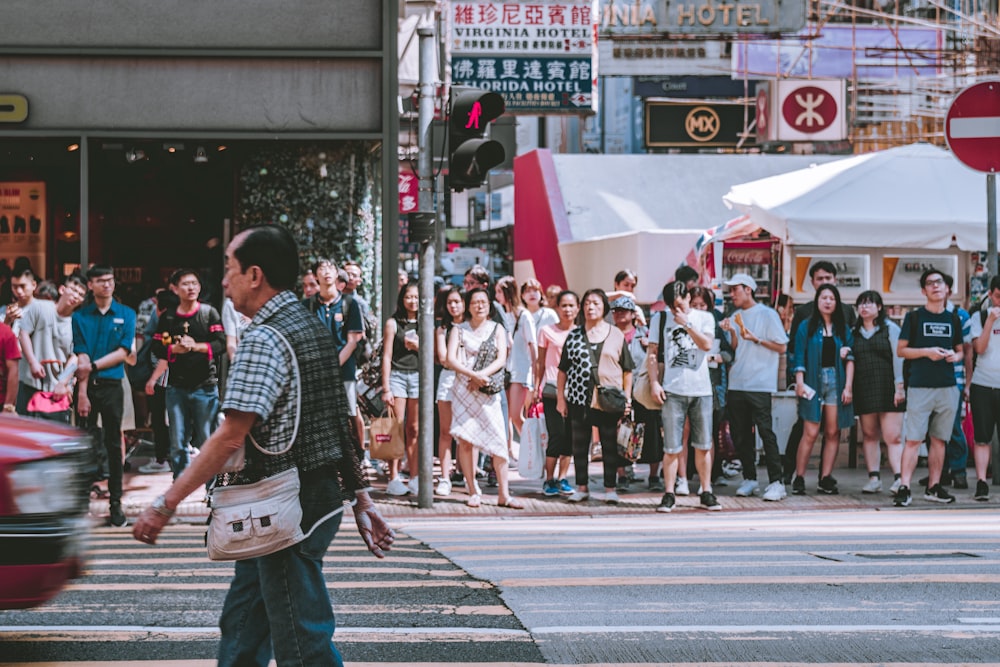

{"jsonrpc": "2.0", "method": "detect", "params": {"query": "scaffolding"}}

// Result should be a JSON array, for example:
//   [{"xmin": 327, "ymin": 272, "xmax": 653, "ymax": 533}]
[{"xmin": 735, "ymin": 0, "xmax": 999, "ymax": 151}]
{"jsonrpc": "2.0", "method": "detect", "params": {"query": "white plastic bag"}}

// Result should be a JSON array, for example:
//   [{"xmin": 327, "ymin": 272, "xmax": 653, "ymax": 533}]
[{"xmin": 518, "ymin": 402, "xmax": 547, "ymax": 480}]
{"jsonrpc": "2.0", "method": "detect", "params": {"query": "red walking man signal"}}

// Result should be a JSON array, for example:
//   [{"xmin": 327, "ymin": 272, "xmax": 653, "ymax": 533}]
[{"xmin": 464, "ymin": 101, "xmax": 482, "ymax": 130}]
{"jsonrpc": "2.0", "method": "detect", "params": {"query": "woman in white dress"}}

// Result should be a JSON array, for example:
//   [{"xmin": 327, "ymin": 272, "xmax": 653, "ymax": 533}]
[
  {"xmin": 433, "ymin": 286, "xmax": 466, "ymax": 497},
  {"xmin": 447, "ymin": 288, "xmax": 524, "ymax": 509}
]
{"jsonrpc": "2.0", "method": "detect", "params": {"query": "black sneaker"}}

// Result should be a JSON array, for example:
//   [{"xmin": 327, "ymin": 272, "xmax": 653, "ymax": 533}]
[
  {"xmin": 656, "ymin": 492, "xmax": 676, "ymax": 513},
  {"xmin": 791, "ymin": 475, "xmax": 806, "ymax": 495},
  {"xmin": 109, "ymin": 502, "xmax": 127, "ymax": 527},
  {"xmin": 616, "ymin": 475, "xmax": 630, "ymax": 492},
  {"xmin": 924, "ymin": 484, "xmax": 956, "ymax": 504},
  {"xmin": 818, "ymin": 475, "xmax": 839, "ymax": 495},
  {"xmin": 700, "ymin": 491, "xmax": 722, "ymax": 511},
  {"xmin": 951, "ymin": 473, "xmax": 969, "ymax": 490},
  {"xmin": 975, "ymin": 480, "xmax": 990, "ymax": 501},
  {"xmin": 893, "ymin": 485, "xmax": 912, "ymax": 507}
]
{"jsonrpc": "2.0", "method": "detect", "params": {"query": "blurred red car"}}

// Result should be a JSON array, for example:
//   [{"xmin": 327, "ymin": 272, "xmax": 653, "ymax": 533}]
[{"xmin": 0, "ymin": 417, "xmax": 93, "ymax": 609}]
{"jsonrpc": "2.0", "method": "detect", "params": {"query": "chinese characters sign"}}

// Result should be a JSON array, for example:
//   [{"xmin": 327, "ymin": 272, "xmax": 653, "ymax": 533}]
[
  {"xmin": 398, "ymin": 170, "xmax": 417, "ymax": 214},
  {"xmin": 451, "ymin": 1, "xmax": 595, "ymax": 113},
  {"xmin": 452, "ymin": 56, "xmax": 592, "ymax": 112}
]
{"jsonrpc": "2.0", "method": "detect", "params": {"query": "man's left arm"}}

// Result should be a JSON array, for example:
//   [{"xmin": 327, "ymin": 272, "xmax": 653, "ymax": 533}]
[{"xmin": 3, "ymin": 358, "xmax": 17, "ymax": 412}]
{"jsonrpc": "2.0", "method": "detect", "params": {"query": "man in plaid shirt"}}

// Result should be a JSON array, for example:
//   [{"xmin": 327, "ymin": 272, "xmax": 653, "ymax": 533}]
[{"xmin": 133, "ymin": 225, "xmax": 394, "ymax": 666}]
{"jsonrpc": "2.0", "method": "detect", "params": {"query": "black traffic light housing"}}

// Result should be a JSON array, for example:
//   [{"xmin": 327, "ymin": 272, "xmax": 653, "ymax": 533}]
[{"xmin": 448, "ymin": 88, "xmax": 506, "ymax": 192}]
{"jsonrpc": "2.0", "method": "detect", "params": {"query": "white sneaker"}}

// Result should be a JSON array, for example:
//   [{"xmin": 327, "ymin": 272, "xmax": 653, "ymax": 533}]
[
  {"xmin": 138, "ymin": 460, "xmax": 171, "ymax": 474},
  {"xmin": 889, "ymin": 478, "xmax": 902, "ymax": 494},
  {"xmin": 735, "ymin": 479, "xmax": 759, "ymax": 497},
  {"xmin": 762, "ymin": 481, "xmax": 787, "ymax": 501},
  {"xmin": 675, "ymin": 477, "xmax": 690, "ymax": 496},
  {"xmin": 862, "ymin": 477, "xmax": 883, "ymax": 494},
  {"xmin": 435, "ymin": 479, "xmax": 452, "ymax": 496},
  {"xmin": 407, "ymin": 476, "xmax": 420, "ymax": 495},
  {"xmin": 605, "ymin": 491, "xmax": 620, "ymax": 505},
  {"xmin": 385, "ymin": 477, "xmax": 409, "ymax": 496},
  {"xmin": 567, "ymin": 490, "xmax": 590, "ymax": 503}
]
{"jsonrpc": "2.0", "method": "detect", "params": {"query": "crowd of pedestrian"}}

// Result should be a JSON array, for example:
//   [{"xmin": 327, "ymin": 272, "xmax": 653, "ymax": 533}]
[{"xmin": 370, "ymin": 259, "xmax": 996, "ymax": 512}]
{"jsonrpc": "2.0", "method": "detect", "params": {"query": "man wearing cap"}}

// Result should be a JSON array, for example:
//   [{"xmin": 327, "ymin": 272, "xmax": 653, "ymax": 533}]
[{"xmin": 721, "ymin": 273, "xmax": 789, "ymax": 502}]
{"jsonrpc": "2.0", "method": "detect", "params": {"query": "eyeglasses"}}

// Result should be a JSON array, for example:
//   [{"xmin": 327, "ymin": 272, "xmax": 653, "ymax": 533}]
[
  {"xmin": 924, "ymin": 278, "xmax": 945, "ymax": 287},
  {"xmin": 92, "ymin": 277, "xmax": 115, "ymax": 285}
]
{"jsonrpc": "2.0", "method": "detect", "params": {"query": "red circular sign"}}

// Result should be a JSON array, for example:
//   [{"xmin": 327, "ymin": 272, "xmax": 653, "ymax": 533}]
[
  {"xmin": 946, "ymin": 80, "xmax": 1000, "ymax": 174},
  {"xmin": 781, "ymin": 86, "xmax": 838, "ymax": 134},
  {"xmin": 756, "ymin": 88, "xmax": 769, "ymax": 137}
]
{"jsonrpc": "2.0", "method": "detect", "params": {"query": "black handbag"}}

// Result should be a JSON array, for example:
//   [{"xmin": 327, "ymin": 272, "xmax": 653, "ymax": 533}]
[{"xmin": 471, "ymin": 323, "xmax": 505, "ymax": 395}]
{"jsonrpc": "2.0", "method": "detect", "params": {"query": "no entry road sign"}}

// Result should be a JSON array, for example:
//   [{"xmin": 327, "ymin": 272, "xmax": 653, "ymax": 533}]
[{"xmin": 946, "ymin": 80, "xmax": 1000, "ymax": 173}]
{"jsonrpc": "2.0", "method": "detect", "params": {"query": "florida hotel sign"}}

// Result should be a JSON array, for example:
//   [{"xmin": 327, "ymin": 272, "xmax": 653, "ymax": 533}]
[{"xmin": 600, "ymin": 0, "xmax": 807, "ymax": 35}]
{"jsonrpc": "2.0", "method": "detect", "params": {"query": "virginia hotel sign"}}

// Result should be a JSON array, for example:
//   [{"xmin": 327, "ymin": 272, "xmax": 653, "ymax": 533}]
[{"xmin": 600, "ymin": 0, "xmax": 807, "ymax": 35}]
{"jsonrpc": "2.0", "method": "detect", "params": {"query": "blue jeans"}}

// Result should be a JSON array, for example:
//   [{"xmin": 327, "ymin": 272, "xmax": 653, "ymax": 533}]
[
  {"xmin": 166, "ymin": 385, "xmax": 219, "ymax": 478},
  {"xmin": 217, "ymin": 478, "xmax": 345, "ymax": 667}
]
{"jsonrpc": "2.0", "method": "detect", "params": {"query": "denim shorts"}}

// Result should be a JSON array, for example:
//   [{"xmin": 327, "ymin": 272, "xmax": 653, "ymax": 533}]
[
  {"xmin": 389, "ymin": 369, "xmax": 420, "ymax": 399},
  {"xmin": 819, "ymin": 367, "xmax": 839, "ymax": 406},
  {"xmin": 661, "ymin": 393, "xmax": 713, "ymax": 454}
]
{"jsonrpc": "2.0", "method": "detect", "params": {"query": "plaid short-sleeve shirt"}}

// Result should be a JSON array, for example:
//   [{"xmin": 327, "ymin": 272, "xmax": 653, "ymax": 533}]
[{"xmin": 222, "ymin": 293, "xmax": 297, "ymax": 453}]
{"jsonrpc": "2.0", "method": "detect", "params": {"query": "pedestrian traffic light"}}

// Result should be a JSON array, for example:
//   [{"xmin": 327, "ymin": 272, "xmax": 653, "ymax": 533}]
[{"xmin": 448, "ymin": 88, "xmax": 506, "ymax": 192}]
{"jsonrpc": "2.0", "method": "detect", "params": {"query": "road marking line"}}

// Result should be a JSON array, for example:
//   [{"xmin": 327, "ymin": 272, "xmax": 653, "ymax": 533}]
[
  {"xmin": 78, "ymin": 567, "xmax": 467, "ymax": 577},
  {"xmin": 62, "ymin": 580, "xmax": 492, "ymax": 591},
  {"xmin": 0, "ymin": 625, "xmax": 530, "ymax": 639},
  {"xmin": 499, "ymin": 573, "xmax": 1000, "ymax": 587},
  {"xmin": 957, "ymin": 617, "xmax": 1000, "ymax": 624},
  {"xmin": 528, "ymin": 624, "xmax": 1000, "ymax": 634}
]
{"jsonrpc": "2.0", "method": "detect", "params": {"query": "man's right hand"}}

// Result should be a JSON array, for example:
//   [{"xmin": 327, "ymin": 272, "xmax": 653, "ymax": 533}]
[
  {"xmin": 353, "ymin": 494, "xmax": 394, "ymax": 559},
  {"xmin": 4, "ymin": 304, "xmax": 20, "ymax": 326}
]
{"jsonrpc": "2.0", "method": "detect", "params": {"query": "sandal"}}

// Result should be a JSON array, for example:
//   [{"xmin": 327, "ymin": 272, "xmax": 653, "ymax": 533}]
[
  {"xmin": 467, "ymin": 494, "xmax": 482, "ymax": 508},
  {"xmin": 498, "ymin": 497, "xmax": 525, "ymax": 510}
]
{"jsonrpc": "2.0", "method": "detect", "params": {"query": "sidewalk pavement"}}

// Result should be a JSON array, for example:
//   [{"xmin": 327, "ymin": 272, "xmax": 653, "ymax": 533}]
[{"xmin": 91, "ymin": 449, "xmax": 996, "ymax": 526}]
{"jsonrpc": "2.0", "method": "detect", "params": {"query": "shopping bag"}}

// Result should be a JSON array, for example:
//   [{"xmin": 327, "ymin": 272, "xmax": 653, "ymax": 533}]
[
  {"xmin": 962, "ymin": 400, "xmax": 975, "ymax": 447},
  {"xmin": 616, "ymin": 413, "xmax": 644, "ymax": 463},
  {"xmin": 369, "ymin": 406, "xmax": 405, "ymax": 461},
  {"xmin": 518, "ymin": 402, "xmax": 547, "ymax": 480}
]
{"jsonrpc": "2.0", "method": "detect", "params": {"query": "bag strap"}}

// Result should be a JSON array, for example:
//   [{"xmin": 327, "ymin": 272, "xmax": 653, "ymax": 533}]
[
  {"xmin": 656, "ymin": 310, "xmax": 668, "ymax": 363},
  {"xmin": 247, "ymin": 324, "xmax": 301, "ymax": 457}
]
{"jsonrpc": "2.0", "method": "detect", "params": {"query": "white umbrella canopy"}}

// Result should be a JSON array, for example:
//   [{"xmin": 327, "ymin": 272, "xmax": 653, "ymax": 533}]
[{"xmin": 723, "ymin": 143, "xmax": 997, "ymax": 251}]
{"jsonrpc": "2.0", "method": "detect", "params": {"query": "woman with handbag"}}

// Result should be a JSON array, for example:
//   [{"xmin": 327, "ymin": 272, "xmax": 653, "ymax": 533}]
[
  {"xmin": 557, "ymin": 288, "xmax": 634, "ymax": 505},
  {"xmin": 790, "ymin": 283, "xmax": 855, "ymax": 496},
  {"xmin": 447, "ymin": 287, "xmax": 524, "ymax": 509},
  {"xmin": 534, "ymin": 289, "xmax": 580, "ymax": 497},
  {"xmin": 381, "ymin": 281, "xmax": 421, "ymax": 496},
  {"xmin": 433, "ymin": 286, "xmax": 466, "ymax": 496}
]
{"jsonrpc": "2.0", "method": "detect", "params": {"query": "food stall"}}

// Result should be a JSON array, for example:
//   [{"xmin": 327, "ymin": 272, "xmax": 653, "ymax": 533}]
[{"xmin": 721, "ymin": 143, "xmax": 993, "ymax": 315}]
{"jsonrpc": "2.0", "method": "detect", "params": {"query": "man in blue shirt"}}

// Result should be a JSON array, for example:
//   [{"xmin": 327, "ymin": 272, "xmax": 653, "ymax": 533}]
[{"xmin": 73, "ymin": 265, "xmax": 136, "ymax": 527}]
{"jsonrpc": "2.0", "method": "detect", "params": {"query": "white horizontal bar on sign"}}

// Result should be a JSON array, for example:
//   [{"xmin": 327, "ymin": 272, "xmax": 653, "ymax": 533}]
[{"xmin": 949, "ymin": 116, "xmax": 1000, "ymax": 139}]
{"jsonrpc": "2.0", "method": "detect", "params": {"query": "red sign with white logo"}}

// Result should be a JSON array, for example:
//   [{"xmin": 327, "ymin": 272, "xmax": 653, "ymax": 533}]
[
  {"xmin": 946, "ymin": 80, "xmax": 1000, "ymax": 174},
  {"xmin": 398, "ymin": 170, "xmax": 417, "ymax": 214},
  {"xmin": 773, "ymin": 80, "xmax": 846, "ymax": 142},
  {"xmin": 781, "ymin": 85, "xmax": 838, "ymax": 134}
]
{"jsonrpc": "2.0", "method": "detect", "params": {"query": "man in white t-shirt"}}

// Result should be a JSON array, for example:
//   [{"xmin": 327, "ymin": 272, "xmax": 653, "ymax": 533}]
[
  {"xmin": 648, "ymin": 281, "xmax": 720, "ymax": 513},
  {"xmin": 721, "ymin": 273, "xmax": 789, "ymax": 502},
  {"xmin": 17, "ymin": 273, "xmax": 87, "ymax": 421},
  {"xmin": 969, "ymin": 275, "xmax": 1000, "ymax": 501}
]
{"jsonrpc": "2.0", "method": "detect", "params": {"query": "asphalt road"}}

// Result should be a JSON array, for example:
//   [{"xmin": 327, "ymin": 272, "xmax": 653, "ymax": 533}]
[{"xmin": 1, "ymin": 507, "xmax": 999, "ymax": 665}]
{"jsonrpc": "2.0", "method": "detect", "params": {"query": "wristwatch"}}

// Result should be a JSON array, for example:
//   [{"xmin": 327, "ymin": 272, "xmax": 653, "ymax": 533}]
[{"xmin": 150, "ymin": 494, "xmax": 176, "ymax": 518}]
